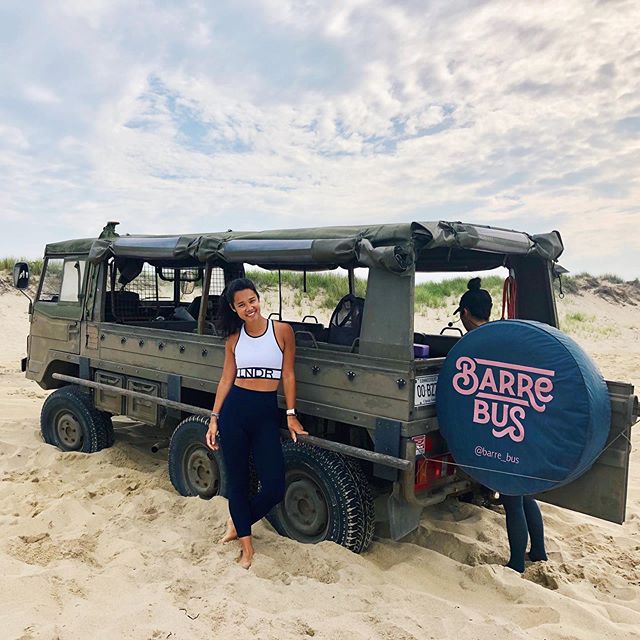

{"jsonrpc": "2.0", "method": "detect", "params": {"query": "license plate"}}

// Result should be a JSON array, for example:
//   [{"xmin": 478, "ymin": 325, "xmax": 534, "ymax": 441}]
[{"xmin": 414, "ymin": 374, "xmax": 438, "ymax": 407}]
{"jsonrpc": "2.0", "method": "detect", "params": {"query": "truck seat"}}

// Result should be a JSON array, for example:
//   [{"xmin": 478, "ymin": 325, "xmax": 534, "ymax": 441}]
[
  {"xmin": 327, "ymin": 294, "xmax": 364, "ymax": 347},
  {"xmin": 105, "ymin": 291, "xmax": 143, "ymax": 321},
  {"xmin": 186, "ymin": 295, "xmax": 220, "ymax": 321}
]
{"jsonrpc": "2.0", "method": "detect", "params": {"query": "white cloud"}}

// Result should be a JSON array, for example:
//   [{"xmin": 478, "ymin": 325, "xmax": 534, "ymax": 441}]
[
  {"xmin": 0, "ymin": 0, "xmax": 638, "ymax": 277},
  {"xmin": 0, "ymin": 124, "xmax": 29, "ymax": 149},
  {"xmin": 23, "ymin": 84, "xmax": 61, "ymax": 104}
]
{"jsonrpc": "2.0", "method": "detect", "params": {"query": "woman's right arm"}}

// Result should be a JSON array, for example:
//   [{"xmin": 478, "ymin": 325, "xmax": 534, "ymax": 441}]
[{"xmin": 206, "ymin": 334, "xmax": 237, "ymax": 450}]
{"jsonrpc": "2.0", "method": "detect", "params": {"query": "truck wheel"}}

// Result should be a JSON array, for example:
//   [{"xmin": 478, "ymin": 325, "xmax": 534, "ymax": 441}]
[
  {"xmin": 267, "ymin": 441, "xmax": 375, "ymax": 554},
  {"xmin": 168, "ymin": 416, "xmax": 227, "ymax": 499},
  {"xmin": 40, "ymin": 385, "xmax": 114, "ymax": 453}
]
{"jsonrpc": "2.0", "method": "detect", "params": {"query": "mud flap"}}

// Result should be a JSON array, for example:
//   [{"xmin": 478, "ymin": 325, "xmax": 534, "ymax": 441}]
[
  {"xmin": 374, "ymin": 418, "xmax": 401, "ymax": 482},
  {"xmin": 387, "ymin": 492, "xmax": 422, "ymax": 541}
]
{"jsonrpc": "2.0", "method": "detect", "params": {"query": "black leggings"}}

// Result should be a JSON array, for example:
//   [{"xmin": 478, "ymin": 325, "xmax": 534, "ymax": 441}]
[
  {"xmin": 218, "ymin": 385, "xmax": 286, "ymax": 538},
  {"xmin": 501, "ymin": 495, "xmax": 548, "ymax": 573}
]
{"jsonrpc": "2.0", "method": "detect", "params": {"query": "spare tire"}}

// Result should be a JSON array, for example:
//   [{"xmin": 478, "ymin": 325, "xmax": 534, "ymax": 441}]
[{"xmin": 436, "ymin": 320, "xmax": 610, "ymax": 496}]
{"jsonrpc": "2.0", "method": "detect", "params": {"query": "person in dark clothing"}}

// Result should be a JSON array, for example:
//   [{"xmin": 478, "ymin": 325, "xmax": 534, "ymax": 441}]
[
  {"xmin": 500, "ymin": 495, "xmax": 548, "ymax": 573},
  {"xmin": 455, "ymin": 277, "xmax": 548, "ymax": 573}
]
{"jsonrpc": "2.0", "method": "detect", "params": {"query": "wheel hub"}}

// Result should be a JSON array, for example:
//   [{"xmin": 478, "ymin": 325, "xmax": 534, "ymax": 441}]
[
  {"xmin": 55, "ymin": 411, "xmax": 83, "ymax": 449},
  {"xmin": 284, "ymin": 477, "xmax": 328, "ymax": 537},
  {"xmin": 185, "ymin": 445, "xmax": 219, "ymax": 497}
]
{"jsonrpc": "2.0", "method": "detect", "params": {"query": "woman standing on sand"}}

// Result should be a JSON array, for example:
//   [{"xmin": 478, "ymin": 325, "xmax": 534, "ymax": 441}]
[
  {"xmin": 205, "ymin": 278, "xmax": 307, "ymax": 569},
  {"xmin": 455, "ymin": 278, "xmax": 548, "ymax": 574}
]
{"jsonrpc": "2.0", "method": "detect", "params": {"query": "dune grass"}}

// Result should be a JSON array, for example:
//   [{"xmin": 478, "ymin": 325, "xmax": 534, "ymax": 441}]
[
  {"xmin": 566, "ymin": 312, "xmax": 591, "ymax": 323},
  {"xmin": 554, "ymin": 271, "xmax": 632, "ymax": 296},
  {"xmin": 560, "ymin": 310, "xmax": 619, "ymax": 337},
  {"xmin": 414, "ymin": 276, "xmax": 504, "ymax": 309},
  {"xmin": 0, "ymin": 257, "xmax": 44, "ymax": 275},
  {"xmin": 0, "ymin": 256, "xmax": 631, "ymax": 312},
  {"xmin": 246, "ymin": 270, "xmax": 506, "ymax": 310},
  {"xmin": 247, "ymin": 270, "xmax": 367, "ymax": 309}
]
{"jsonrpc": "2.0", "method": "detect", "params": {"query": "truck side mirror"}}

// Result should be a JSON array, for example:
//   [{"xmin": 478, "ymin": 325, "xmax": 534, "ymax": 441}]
[{"xmin": 13, "ymin": 262, "xmax": 30, "ymax": 290}]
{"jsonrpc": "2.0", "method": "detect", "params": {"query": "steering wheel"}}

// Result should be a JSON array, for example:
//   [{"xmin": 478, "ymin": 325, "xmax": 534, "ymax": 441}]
[{"xmin": 439, "ymin": 324, "xmax": 463, "ymax": 336}]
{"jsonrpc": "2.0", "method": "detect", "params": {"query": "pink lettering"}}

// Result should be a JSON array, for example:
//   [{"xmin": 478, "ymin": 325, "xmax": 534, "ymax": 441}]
[
  {"xmin": 491, "ymin": 403, "xmax": 509, "ymax": 428},
  {"xmin": 474, "ymin": 358, "xmax": 555, "ymax": 377},
  {"xmin": 491, "ymin": 406, "xmax": 526, "ymax": 443},
  {"xmin": 477, "ymin": 392, "xmax": 529, "ymax": 407},
  {"xmin": 516, "ymin": 373, "xmax": 533, "ymax": 401},
  {"xmin": 510, "ymin": 406, "xmax": 526, "ymax": 442},
  {"xmin": 453, "ymin": 357, "xmax": 479, "ymax": 395},
  {"xmin": 452, "ymin": 357, "xmax": 556, "ymax": 446},
  {"xmin": 516, "ymin": 373, "xmax": 547, "ymax": 412},
  {"xmin": 499, "ymin": 370, "xmax": 516, "ymax": 396},
  {"xmin": 473, "ymin": 399, "xmax": 490, "ymax": 424},
  {"xmin": 534, "ymin": 377, "xmax": 554, "ymax": 403},
  {"xmin": 480, "ymin": 368, "xmax": 498, "ymax": 393}
]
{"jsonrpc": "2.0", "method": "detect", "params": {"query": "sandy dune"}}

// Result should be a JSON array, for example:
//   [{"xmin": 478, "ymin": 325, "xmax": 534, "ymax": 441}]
[{"xmin": 1, "ymin": 287, "xmax": 639, "ymax": 640}]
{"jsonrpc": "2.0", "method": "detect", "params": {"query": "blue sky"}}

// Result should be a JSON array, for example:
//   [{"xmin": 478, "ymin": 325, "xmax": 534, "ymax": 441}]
[{"xmin": 0, "ymin": 0, "xmax": 638, "ymax": 278}]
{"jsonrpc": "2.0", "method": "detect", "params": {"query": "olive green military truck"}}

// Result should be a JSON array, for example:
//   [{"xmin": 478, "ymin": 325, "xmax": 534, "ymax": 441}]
[{"xmin": 12, "ymin": 221, "xmax": 638, "ymax": 553}]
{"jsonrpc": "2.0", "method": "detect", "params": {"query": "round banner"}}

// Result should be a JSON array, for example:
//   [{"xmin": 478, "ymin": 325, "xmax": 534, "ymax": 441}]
[{"xmin": 436, "ymin": 320, "xmax": 611, "ymax": 495}]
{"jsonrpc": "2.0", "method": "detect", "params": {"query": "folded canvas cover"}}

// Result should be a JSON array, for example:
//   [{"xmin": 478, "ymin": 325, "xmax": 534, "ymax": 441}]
[{"xmin": 45, "ymin": 221, "xmax": 563, "ymax": 274}]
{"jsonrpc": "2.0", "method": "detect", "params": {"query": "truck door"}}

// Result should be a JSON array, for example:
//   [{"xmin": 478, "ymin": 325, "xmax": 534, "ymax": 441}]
[
  {"xmin": 538, "ymin": 381, "xmax": 638, "ymax": 524},
  {"xmin": 27, "ymin": 256, "xmax": 87, "ymax": 376}
]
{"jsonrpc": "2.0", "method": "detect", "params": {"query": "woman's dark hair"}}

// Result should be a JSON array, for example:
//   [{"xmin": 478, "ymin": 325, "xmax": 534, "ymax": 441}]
[
  {"xmin": 216, "ymin": 277, "xmax": 260, "ymax": 337},
  {"xmin": 456, "ymin": 277, "xmax": 492, "ymax": 321}
]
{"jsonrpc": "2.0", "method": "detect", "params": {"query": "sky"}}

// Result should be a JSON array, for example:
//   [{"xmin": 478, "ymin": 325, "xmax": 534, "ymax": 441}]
[{"xmin": 0, "ymin": 0, "xmax": 639, "ymax": 278}]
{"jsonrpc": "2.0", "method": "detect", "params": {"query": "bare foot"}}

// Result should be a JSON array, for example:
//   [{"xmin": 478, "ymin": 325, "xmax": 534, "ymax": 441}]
[
  {"xmin": 219, "ymin": 518, "xmax": 238, "ymax": 544},
  {"xmin": 237, "ymin": 548, "xmax": 254, "ymax": 569}
]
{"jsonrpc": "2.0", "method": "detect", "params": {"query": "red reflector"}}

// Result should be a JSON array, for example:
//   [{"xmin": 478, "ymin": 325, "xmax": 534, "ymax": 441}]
[{"xmin": 414, "ymin": 453, "xmax": 456, "ymax": 491}]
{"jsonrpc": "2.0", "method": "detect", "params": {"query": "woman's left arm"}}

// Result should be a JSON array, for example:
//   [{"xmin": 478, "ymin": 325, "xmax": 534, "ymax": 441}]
[{"xmin": 279, "ymin": 322, "xmax": 308, "ymax": 442}]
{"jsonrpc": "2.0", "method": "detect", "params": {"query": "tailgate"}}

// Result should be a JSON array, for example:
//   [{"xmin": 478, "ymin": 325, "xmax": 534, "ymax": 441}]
[{"xmin": 537, "ymin": 380, "xmax": 638, "ymax": 524}]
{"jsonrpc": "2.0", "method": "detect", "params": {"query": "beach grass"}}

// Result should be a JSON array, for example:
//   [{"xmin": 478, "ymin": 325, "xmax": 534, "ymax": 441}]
[
  {"xmin": 566, "ymin": 312, "xmax": 591, "ymax": 323},
  {"xmin": 414, "ymin": 276, "xmax": 504, "ymax": 310},
  {"xmin": 0, "ymin": 257, "xmax": 44, "ymax": 275},
  {"xmin": 560, "ymin": 310, "xmax": 619, "ymax": 337},
  {"xmin": 246, "ymin": 270, "xmax": 506, "ymax": 310},
  {"xmin": 246, "ymin": 270, "xmax": 367, "ymax": 309},
  {"xmin": 0, "ymin": 257, "xmax": 633, "ymax": 312}
]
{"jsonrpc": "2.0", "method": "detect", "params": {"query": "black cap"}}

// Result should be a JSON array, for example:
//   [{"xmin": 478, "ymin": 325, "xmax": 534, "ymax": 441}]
[{"xmin": 455, "ymin": 277, "xmax": 492, "ymax": 320}]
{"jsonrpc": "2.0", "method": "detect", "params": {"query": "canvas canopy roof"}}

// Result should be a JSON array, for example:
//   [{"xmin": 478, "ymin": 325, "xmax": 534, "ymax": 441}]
[{"xmin": 47, "ymin": 221, "xmax": 563, "ymax": 275}]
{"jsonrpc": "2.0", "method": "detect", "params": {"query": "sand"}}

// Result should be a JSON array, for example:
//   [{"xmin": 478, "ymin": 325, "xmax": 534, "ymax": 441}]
[{"xmin": 1, "ymin": 286, "xmax": 639, "ymax": 640}]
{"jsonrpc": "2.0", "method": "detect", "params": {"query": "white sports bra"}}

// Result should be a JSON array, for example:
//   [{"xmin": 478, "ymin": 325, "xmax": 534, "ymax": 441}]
[{"xmin": 234, "ymin": 319, "xmax": 284, "ymax": 380}]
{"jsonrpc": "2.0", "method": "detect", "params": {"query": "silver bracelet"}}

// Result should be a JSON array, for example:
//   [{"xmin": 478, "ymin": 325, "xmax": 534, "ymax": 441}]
[{"xmin": 211, "ymin": 411, "xmax": 220, "ymax": 418}]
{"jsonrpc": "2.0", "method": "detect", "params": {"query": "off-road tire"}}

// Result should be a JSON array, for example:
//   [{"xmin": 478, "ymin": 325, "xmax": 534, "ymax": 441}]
[
  {"xmin": 267, "ymin": 441, "xmax": 375, "ymax": 553},
  {"xmin": 40, "ymin": 385, "xmax": 114, "ymax": 453},
  {"xmin": 343, "ymin": 457, "xmax": 376, "ymax": 553},
  {"xmin": 168, "ymin": 415, "xmax": 228, "ymax": 499}
]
